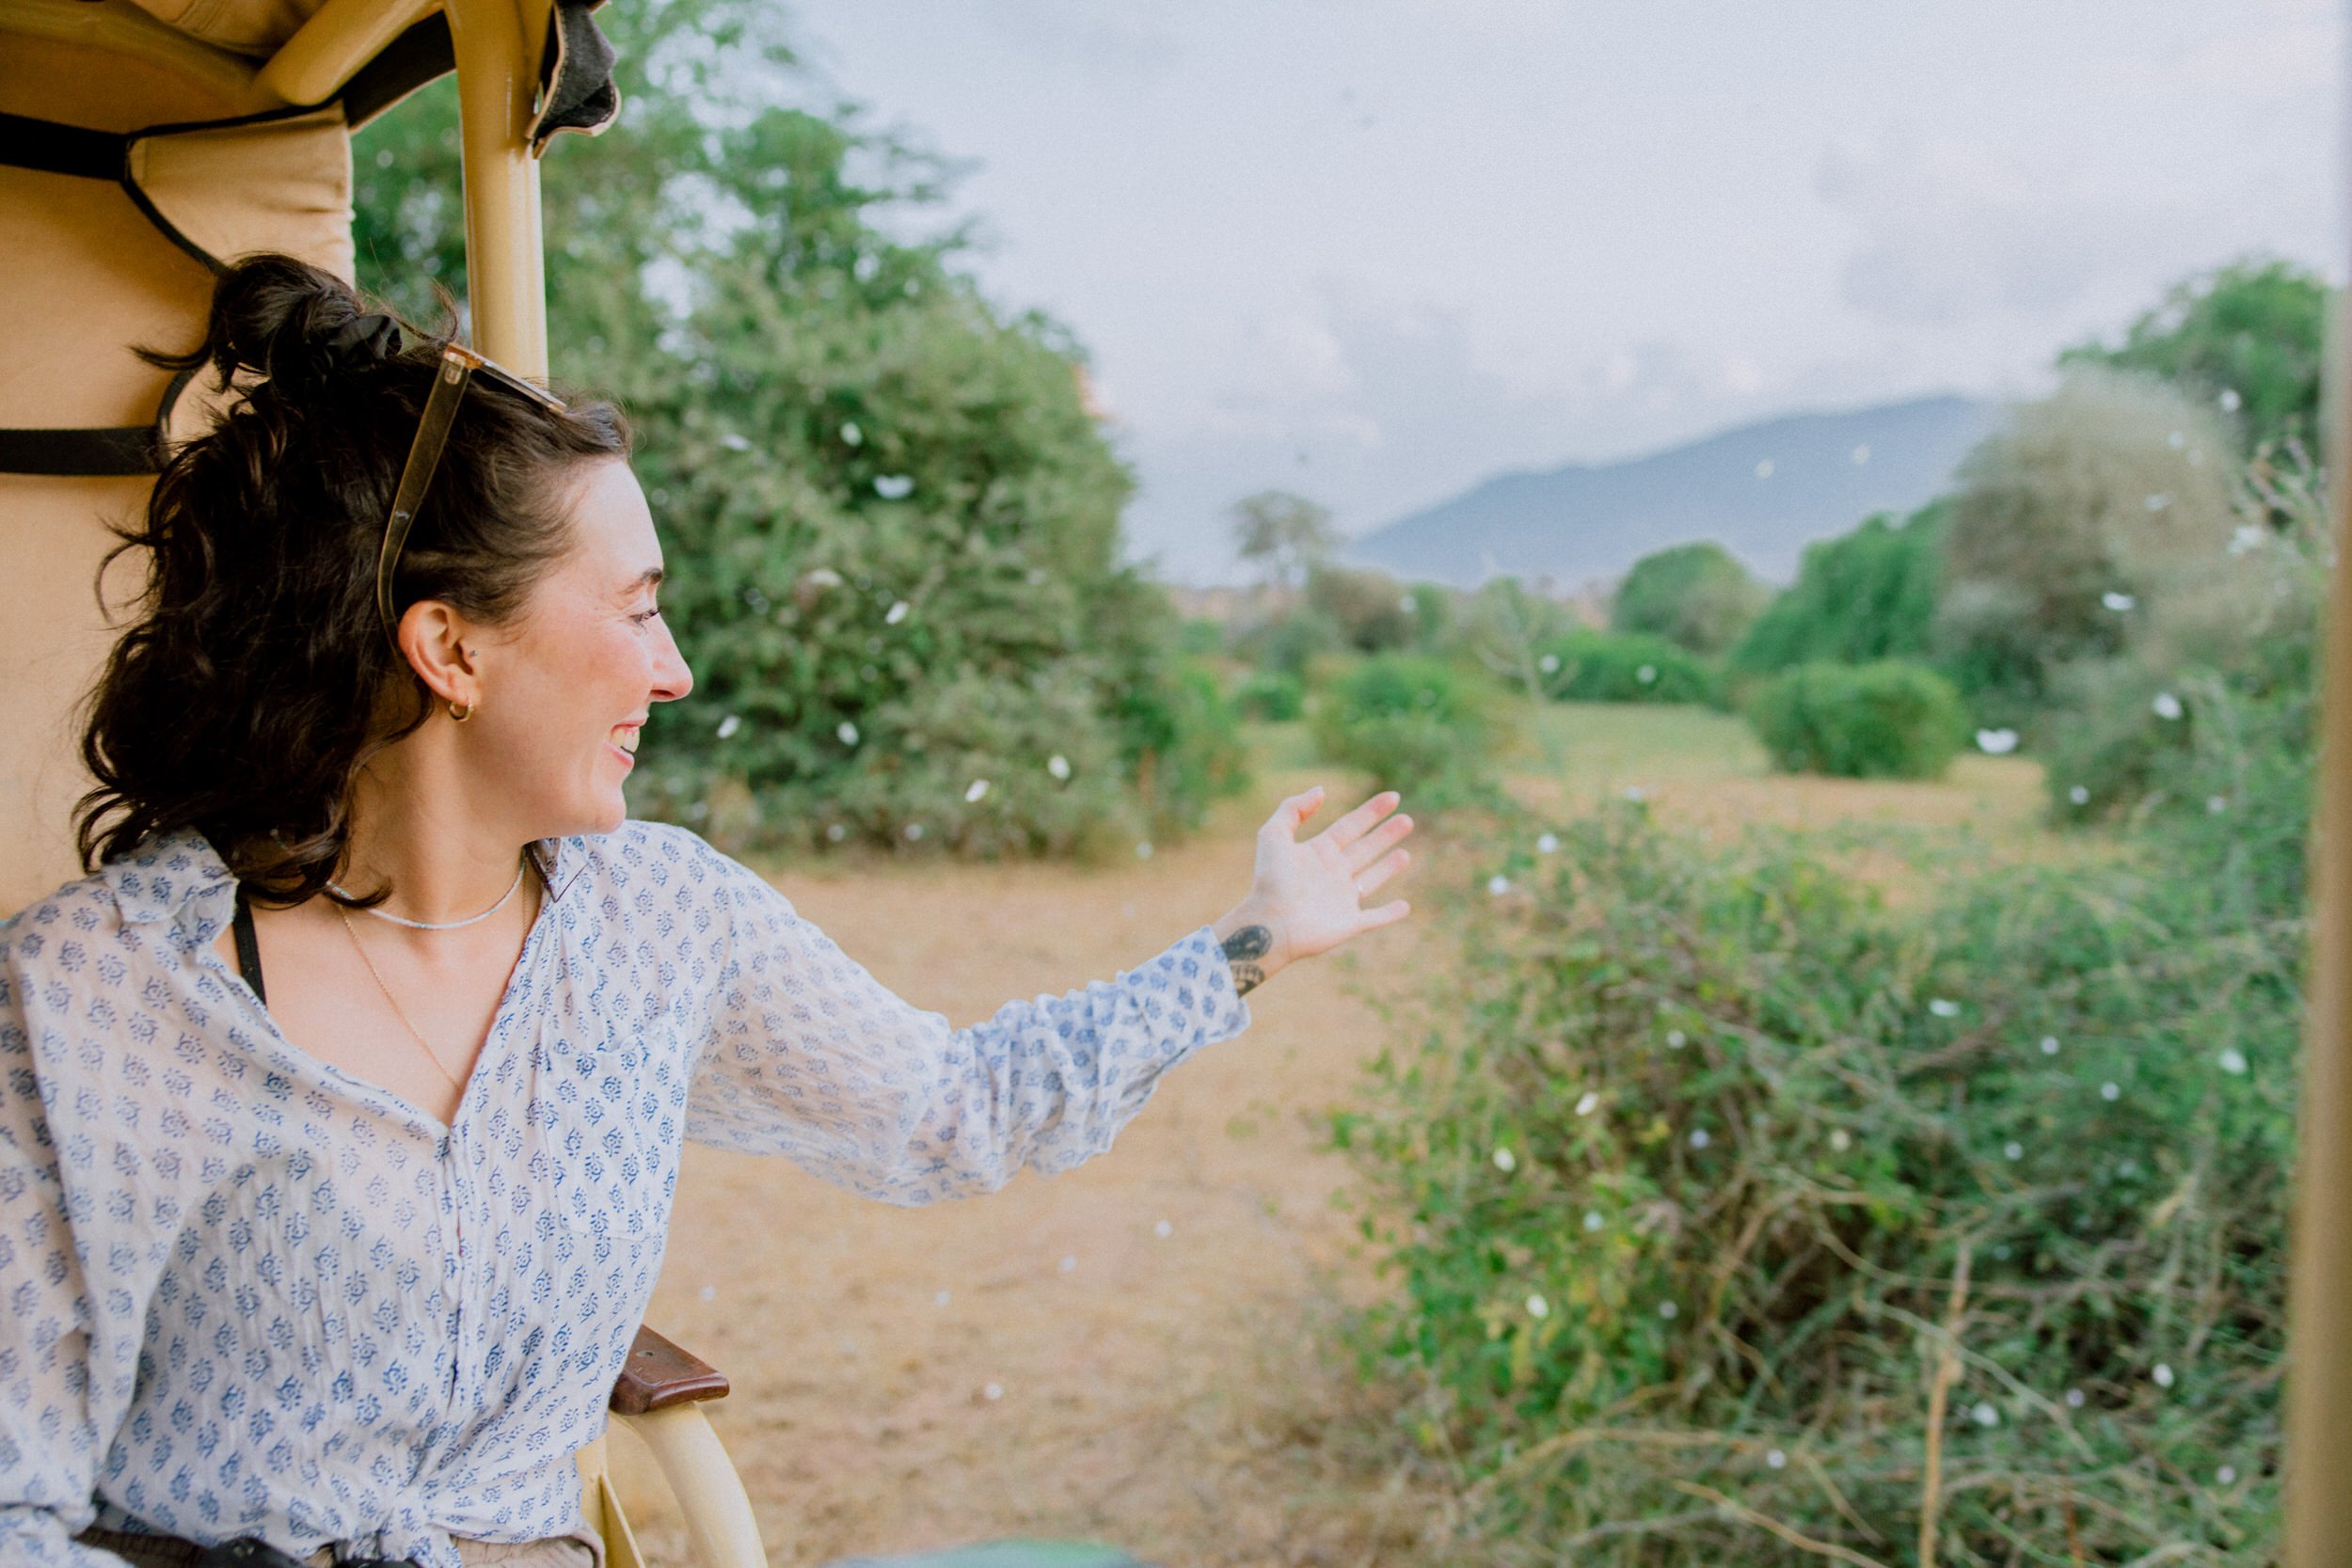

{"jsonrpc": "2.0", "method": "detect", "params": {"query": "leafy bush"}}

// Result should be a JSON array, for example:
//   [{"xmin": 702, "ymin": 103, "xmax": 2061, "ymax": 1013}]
[
  {"xmin": 1731, "ymin": 504, "xmax": 1945, "ymax": 674},
  {"xmin": 1311, "ymin": 654, "xmax": 1512, "ymax": 809},
  {"xmin": 1536, "ymin": 630, "xmax": 1722, "ymax": 706},
  {"xmin": 1611, "ymin": 541, "xmax": 1767, "ymax": 657},
  {"xmin": 1235, "ymin": 670, "xmax": 1306, "ymax": 721},
  {"xmin": 1307, "ymin": 562, "xmax": 1422, "ymax": 653},
  {"xmin": 2042, "ymin": 457, "xmax": 2323, "ymax": 831},
  {"xmin": 1331, "ymin": 800, "xmax": 2296, "ymax": 1565},
  {"xmin": 1236, "ymin": 606, "xmax": 1346, "ymax": 680},
  {"xmin": 1935, "ymin": 369, "xmax": 2237, "ymax": 727},
  {"xmin": 1747, "ymin": 659, "xmax": 1966, "ymax": 779}
]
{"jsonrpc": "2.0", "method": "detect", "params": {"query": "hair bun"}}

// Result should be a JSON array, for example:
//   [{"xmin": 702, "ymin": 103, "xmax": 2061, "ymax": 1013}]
[{"xmin": 201, "ymin": 254, "xmax": 402, "ymax": 395}]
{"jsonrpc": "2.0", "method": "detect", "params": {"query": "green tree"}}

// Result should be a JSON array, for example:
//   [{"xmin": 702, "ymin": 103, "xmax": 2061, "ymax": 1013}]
[
  {"xmin": 1730, "ymin": 503, "xmax": 1945, "ymax": 674},
  {"xmin": 2060, "ymin": 255, "xmax": 2328, "ymax": 456},
  {"xmin": 1610, "ymin": 541, "xmax": 1765, "ymax": 657},
  {"xmin": 352, "ymin": 0, "xmax": 1245, "ymax": 856},
  {"xmin": 1232, "ymin": 489, "xmax": 1339, "ymax": 591}
]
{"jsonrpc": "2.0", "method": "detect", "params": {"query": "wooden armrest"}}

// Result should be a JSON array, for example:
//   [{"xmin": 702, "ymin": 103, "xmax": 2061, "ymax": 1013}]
[{"xmin": 611, "ymin": 1324, "xmax": 731, "ymax": 1416}]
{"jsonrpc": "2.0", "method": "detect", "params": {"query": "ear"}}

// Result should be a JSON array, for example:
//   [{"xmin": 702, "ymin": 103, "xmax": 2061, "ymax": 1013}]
[{"xmin": 396, "ymin": 599, "xmax": 483, "ymax": 710}]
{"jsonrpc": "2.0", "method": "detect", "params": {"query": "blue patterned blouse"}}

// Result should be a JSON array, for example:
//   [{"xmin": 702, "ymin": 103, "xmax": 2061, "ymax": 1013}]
[{"xmin": 0, "ymin": 823, "xmax": 1251, "ymax": 1568}]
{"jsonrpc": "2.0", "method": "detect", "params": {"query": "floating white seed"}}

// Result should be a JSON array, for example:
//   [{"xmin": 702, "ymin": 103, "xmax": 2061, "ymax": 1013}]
[
  {"xmin": 1536, "ymin": 832, "xmax": 1560, "ymax": 854},
  {"xmin": 1583, "ymin": 1211, "xmax": 1604, "ymax": 1232},
  {"xmin": 1830, "ymin": 1130, "xmax": 1851, "ymax": 1152},
  {"xmin": 2004, "ymin": 1142, "xmax": 2023, "ymax": 1161},
  {"xmin": 837, "ymin": 721, "xmax": 860, "ymax": 746},
  {"xmin": 2153, "ymin": 1363, "xmax": 2175, "ymax": 1389},
  {"xmin": 1659, "ymin": 1301, "xmax": 1678, "ymax": 1320},
  {"xmin": 885, "ymin": 599, "xmax": 911, "ymax": 625},
  {"xmin": 964, "ymin": 779, "xmax": 990, "ymax": 803},
  {"xmin": 1492, "ymin": 1148, "xmax": 1517, "ymax": 1173},
  {"xmin": 983, "ymin": 1382, "xmax": 1003, "ymax": 1402},
  {"xmin": 2065, "ymin": 1387, "xmax": 2085, "ymax": 1408},
  {"xmin": 2219, "ymin": 1049, "xmax": 2248, "ymax": 1075},
  {"xmin": 935, "ymin": 1290, "xmax": 951, "ymax": 1307},
  {"xmin": 1575, "ymin": 1091, "xmax": 1600, "ymax": 1117},
  {"xmin": 2101, "ymin": 1082, "xmax": 2121, "ymax": 1101},
  {"xmin": 2070, "ymin": 784, "xmax": 2091, "ymax": 805},
  {"xmin": 1972, "ymin": 1402, "xmax": 1999, "ymax": 1428},
  {"xmin": 1666, "ymin": 1030, "xmax": 1686, "ymax": 1049},
  {"xmin": 1058, "ymin": 1255, "xmax": 1076, "ymax": 1274},
  {"xmin": 2041, "ymin": 1037, "xmax": 2060, "ymax": 1055},
  {"xmin": 1930, "ymin": 999, "xmax": 1961, "ymax": 1018},
  {"xmin": 1525, "ymin": 1293, "xmax": 1549, "ymax": 1319},
  {"xmin": 715, "ymin": 715, "xmax": 741, "ymax": 739},
  {"xmin": 1047, "ymin": 753, "xmax": 1072, "ymax": 780},
  {"xmin": 1767, "ymin": 1449, "xmax": 1788, "ymax": 1469},
  {"xmin": 2153, "ymin": 692, "xmax": 2184, "ymax": 721},
  {"xmin": 1487, "ymin": 874, "xmax": 1512, "ymax": 895},
  {"xmin": 1688, "ymin": 1129, "xmax": 1710, "ymax": 1150},
  {"xmin": 1154, "ymin": 1219, "xmax": 1173, "ymax": 1238}
]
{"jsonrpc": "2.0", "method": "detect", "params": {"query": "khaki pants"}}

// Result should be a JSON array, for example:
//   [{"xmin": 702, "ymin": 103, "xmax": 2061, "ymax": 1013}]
[{"xmin": 78, "ymin": 1526, "xmax": 603, "ymax": 1568}]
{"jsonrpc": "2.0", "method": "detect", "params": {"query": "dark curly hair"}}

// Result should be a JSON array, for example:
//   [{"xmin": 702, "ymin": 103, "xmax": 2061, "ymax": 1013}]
[{"xmin": 74, "ymin": 253, "xmax": 632, "ymax": 904}]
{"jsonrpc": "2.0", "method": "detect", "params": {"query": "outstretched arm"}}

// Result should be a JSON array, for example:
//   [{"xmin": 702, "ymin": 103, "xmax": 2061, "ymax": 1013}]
[{"xmin": 1210, "ymin": 785, "xmax": 1416, "ymax": 996}]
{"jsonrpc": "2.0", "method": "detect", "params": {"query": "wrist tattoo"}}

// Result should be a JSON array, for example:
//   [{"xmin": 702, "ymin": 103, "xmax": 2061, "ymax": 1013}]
[{"xmin": 1222, "ymin": 925, "xmax": 1273, "ymax": 996}]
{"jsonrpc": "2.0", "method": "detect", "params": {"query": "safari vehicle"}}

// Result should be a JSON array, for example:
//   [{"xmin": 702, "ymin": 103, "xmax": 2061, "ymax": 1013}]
[
  {"xmin": 9, "ymin": 4, "xmax": 2352, "ymax": 1567},
  {"xmin": 0, "ymin": 1, "xmax": 1149, "ymax": 1563}
]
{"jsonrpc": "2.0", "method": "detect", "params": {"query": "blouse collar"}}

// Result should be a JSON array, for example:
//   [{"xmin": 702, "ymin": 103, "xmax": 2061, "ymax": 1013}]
[{"xmin": 101, "ymin": 827, "xmax": 591, "ymax": 927}]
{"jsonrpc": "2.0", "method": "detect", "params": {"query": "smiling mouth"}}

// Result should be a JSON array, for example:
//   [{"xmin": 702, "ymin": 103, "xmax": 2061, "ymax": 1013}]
[{"xmin": 612, "ymin": 724, "xmax": 641, "ymax": 755}]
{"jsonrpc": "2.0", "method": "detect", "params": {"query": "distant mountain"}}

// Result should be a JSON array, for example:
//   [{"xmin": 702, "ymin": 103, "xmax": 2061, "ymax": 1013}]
[{"xmin": 1348, "ymin": 395, "xmax": 1999, "ymax": 587}]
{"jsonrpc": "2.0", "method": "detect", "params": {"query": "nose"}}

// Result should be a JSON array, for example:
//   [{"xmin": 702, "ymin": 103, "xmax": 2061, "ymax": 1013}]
[{"xmin": 649, "ymin": 614, "xmax": 693, "ymax": 703}]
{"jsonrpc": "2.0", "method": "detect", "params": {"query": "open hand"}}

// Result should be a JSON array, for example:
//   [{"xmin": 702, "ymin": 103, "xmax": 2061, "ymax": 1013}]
[{"xmin": 1214, "ymin": 785, "xmax": 1415, "ymax": 994}]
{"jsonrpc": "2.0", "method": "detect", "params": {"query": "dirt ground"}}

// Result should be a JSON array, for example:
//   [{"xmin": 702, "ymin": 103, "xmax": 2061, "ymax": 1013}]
[
  {"xmin": 609, "ymin": 765, "xmax": 1457, "ymax": 1568},
  {"xmin": 606, "ymin": 738, "xmax": 2048, "ymax": 1567}
]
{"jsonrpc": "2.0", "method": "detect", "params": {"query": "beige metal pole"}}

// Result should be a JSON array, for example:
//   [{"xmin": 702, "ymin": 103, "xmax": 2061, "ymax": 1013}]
[
  {"xmin": 444, "ymin": 0, "xmax": 548, "ymax": 375},
  {"xmin": 2283, "ymin": 145, "xmax": 2352, "ymax": 1564}
]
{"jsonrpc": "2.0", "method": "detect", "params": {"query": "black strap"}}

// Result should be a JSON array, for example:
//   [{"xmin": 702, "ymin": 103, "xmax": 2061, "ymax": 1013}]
[
  {"xmin": 231, "ymin": 885, "xmax": 266, "ymax": 1006},
  {"xmin": 0, "ymin": 424, "xmax": 159, "ymax": 475},
  {"xmin": 0, "ymin": 110, "xmax": 124, "ymax": 179},
  {"xmin": 342, "ymin": 13, "xmax": 457, "ymax": 130}
]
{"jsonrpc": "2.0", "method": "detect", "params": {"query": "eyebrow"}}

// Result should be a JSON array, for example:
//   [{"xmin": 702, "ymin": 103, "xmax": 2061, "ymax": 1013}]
[{"xmin": 628, "ymin": 568, "xmax": 665, "ymax": 592}]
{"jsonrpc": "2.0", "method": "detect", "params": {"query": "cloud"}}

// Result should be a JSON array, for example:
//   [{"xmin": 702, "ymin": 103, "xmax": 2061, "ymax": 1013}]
[{"xmin": 1817, "ymin": 131, "xmax": 2200, "ymax": 328}]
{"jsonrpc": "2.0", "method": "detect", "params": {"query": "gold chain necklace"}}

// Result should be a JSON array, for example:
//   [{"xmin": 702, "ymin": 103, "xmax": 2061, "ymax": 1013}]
[{"xmin": 335, "ymin": 904, "xmax": 469, "ymax": 1099}]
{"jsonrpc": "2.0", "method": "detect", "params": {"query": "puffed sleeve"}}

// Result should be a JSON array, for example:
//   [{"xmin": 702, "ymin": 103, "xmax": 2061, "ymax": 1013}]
[
  {"xmin": 0, "ymin": 958, "xmax": 135, "ymax": 1568},
  {"xmin": 680, "ymin": 846, "xmax": 1252, "ymax": 1205}
]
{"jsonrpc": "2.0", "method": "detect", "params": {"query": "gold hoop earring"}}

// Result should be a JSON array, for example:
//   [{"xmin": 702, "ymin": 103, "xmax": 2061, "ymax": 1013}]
[{"xmin": 448, "ymin": 699, "xmax": 475, "ymax": 722}]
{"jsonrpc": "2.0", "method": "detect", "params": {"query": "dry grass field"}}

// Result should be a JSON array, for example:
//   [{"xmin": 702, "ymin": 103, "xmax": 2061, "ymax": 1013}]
[{"xmin": 606, "ymin": 707, "xmax": 2050, "ymax": 1568}]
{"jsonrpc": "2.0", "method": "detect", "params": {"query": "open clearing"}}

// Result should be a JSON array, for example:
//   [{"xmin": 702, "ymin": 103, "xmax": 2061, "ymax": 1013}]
[{"xmin": 608, "ymin": 707, "xmax": 2046, "ymax": 1567}]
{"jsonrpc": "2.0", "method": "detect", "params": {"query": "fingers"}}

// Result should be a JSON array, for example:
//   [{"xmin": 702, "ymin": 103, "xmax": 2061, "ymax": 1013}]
[
  {"xmin": 1359, "ymin": 898, "xmax": 1411, "ymax": 931},
  {"xmin": 1343, "ymin": 810, "xmax": 1414, "ymax": 875},
  {"xmin": 1263, "ymin": 784, "xmax": 1327, "ymax": 839},
  {"xmin": 1322, "ymin": 788, "xmax": 1405, "ymax": 851},
  {"xmin": 1354, "ymin": 846, "xmax": 1411, "ymax": 897}
]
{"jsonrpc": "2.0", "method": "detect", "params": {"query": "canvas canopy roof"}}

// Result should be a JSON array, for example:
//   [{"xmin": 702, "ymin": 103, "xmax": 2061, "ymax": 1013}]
[{"xmin": 0, "ymin": 0, "xmax": 612, "ymax": 909}]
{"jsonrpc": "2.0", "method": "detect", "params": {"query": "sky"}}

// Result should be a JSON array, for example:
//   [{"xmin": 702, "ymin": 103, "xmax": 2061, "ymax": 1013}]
[{"xmin": 785, "ymin": 1, "xmax": 2344, "ymax": 584}]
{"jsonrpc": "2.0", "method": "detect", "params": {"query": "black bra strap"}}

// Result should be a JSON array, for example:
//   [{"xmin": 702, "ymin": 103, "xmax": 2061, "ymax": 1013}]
[{"xmin": 230, "ymin": 885, "xmax": 266, "ymax": 1006}]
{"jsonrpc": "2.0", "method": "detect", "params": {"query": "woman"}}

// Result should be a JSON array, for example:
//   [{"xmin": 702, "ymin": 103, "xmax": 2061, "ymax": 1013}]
[{"xmin": 0, "ymin": 257, "xmax": 1415, "ymax": 1568}]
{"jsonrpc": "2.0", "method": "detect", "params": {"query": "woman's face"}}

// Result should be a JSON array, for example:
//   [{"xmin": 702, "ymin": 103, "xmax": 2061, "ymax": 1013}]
[{"xmin": 469, "ymin": 457, "xmax": 693, "ymax": 839}]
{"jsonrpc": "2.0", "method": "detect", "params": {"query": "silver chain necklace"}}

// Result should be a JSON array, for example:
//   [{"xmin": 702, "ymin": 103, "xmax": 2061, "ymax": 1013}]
[{"xmin": 327, "ymin": 858, "xmax": 528, "ymax": 931}]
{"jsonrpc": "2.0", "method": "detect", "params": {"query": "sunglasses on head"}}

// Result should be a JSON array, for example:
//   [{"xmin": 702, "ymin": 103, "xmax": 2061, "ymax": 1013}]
[{"xmin": 377, "ymin": 343, "xmax": 569, "ymax": 651}]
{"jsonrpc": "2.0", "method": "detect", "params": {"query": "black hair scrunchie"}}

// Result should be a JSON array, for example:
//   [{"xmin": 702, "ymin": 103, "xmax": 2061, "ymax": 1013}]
[{"xmin": 317, "ymin": 313, "xmax": 405, "ymax": 373}]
